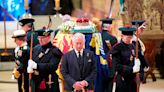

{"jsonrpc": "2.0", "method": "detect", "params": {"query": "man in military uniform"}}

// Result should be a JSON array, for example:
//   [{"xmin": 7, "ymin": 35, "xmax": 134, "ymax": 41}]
[
  {"xmin": 12, "ymin": 29, "xmax": 30, "ymax": 92},
  {"xmin": 111, "ymin": 26, "xmax": 141, "ymax": 92},
  {"xmin": 100, "ymin": 18, "xmax": 117, "ymax": 53},
  {"xmin": 100, "ymin": 18, "xmax": 118, "ymax": 92},
  {"xmin": 131, "ymin": 20, "xmax": 150, "ymax": 83},
  {"xmin": 19, "ymin": 14, "xmax": 39, "ymax": 47},
  {"xmin": 27, "ymin": 29, "xmax": 63, "ymax": 92}
]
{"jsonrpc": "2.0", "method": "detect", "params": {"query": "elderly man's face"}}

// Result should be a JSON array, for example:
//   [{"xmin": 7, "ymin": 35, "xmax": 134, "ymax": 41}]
[
  {"xmin": 38, "ymin": 36, "xmax": 50, "ymax": 46},
  {"xmin": 73, "ymin": 37, "xmax": 84, "ymax": 52}
]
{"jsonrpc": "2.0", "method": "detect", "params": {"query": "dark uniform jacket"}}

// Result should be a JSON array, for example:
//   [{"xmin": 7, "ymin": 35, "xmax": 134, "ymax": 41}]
[
  {"xmin": 31, "ymin": 42, "xmax": 63, "ymax": 92},
  {"xmin": 111, "ymin": 40, "xmax": 138, "ymax": 92},
  {"xmin": 61, "ymin": 49, "xmax": 97, "ymax": 91},
  {"xmin": 14, "ymin": 44, "xmax": 30, "ymax": 92},
  {"xmin": 101, "ymin": 30, "xmax": 117, "ymax": 54}
]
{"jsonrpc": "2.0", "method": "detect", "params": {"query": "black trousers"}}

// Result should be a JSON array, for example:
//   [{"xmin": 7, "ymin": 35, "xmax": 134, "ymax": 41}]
[{"xmin": 17, "ymin": 73, "xmax": 29, "ymax": 92}]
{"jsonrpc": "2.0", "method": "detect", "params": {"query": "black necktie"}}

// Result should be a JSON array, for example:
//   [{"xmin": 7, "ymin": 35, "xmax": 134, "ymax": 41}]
[{"xmin": 78, "ymin": 52, "xmax": 82, "ymax": 62}]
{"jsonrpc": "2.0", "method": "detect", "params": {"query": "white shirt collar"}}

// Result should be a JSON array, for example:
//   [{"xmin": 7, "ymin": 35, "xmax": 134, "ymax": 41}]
[{"xmin": 74, "ymin": 49, "xmax": 83, "ymax": 57}]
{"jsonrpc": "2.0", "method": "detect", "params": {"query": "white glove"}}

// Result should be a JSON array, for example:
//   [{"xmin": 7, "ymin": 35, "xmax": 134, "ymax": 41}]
[
  {"xmin": 133, "ymin": 58, "xmax": 141, "ymax": 73},
  {"xmin": 27, "ymin": 66, "xmax": 34, "ymax": 73},
  {"xmin": 134, "ymin": 58, "xmax": 141, "ymax": 66},
  {"xmin": 28, "ymin": 60, "xmax": 37, "ymax": 69},
  {"xmin": 133, "ymin": 65, "xmax": 140, "ymax": 73}
]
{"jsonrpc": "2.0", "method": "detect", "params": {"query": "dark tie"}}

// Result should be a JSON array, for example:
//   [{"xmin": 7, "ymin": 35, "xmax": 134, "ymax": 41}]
[
  {"xmin": 78, "ymin": 52, "xmax": 82, "ymax": 62},
  {"xmin": 78, "ymin": 52, "xmax": 83, "ymax": 80}
]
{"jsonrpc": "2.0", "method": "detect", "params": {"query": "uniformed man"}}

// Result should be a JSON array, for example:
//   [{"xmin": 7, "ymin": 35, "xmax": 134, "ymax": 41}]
[
  {"xmin": 27, "ymin": 29, "xmax": 63, "ymax": 92},
  {"xmin": 12, "ymin": 29, "xmax": 30, "ymax": 92},
  {"xmin": 100, "ymin": 18, "xmax": 117, "ymax": 53},
  {"xmin": 19, "ymin": 14, "xmax": 39, "ymax": 47},
  {"xmin": 111, "ymin": 26, "xmax": 141, "ymax": 92},
  {"xmin": 131, "ymin": 20, "xmax": 150, "ymax": 83},
  {"xmin": 100, "ymin": 18, "xmax": 118, "ymax": 92}
]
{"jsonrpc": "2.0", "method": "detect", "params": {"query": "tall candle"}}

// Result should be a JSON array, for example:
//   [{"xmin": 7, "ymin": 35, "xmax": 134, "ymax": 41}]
[
  {"xmin": 24, "ymin": 0, "xmax": 29, "ymax": 10},
  {"xmin": 55, "ymin": 0, "xmax": 60, "ymax": 10}
]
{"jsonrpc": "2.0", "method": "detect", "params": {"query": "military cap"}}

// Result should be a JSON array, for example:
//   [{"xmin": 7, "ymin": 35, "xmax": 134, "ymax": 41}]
[
  {"xmin": 118, "ymin": 26, "xmax": 136, "ymax": 35},
  {"xmin": 12, "ymin": 30, "xmax": 26, "ymax": 38},
  {"xmin": 100, "ymin": 18, "xmax": 115, "ymax": 24},
  {"xmin": 19, "ymin": 13, "xmax": 35, "ymax": 26},
  {"xmin": 131, "ymin": 20, "xmax": 145, "ymax": 27},
  {"xmin": 35, "ymin": 29, "xmax": 53, "ymax": 36}
]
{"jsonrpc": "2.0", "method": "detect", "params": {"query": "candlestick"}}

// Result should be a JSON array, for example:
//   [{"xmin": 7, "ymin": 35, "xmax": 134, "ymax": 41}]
[
  {"xmin": 55, "ymin": 0, "xmax": 60, "ymax": 10},
  {"xmin": 24, "ymin": 0, "xmax": 29, "ymax": 10}
]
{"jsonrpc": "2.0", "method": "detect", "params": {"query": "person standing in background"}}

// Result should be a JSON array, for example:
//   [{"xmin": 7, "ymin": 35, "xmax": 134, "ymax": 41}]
[
  {"xmin": 19, "ymin": 15, "xmax": 39, "ymax": 47},
  {"xmin": 131, "ymin": 20, "xmax": 150, "ymax": 83},
  {"xmin": 12, "ymin": 29, "xmax": 30, "ymax": 92},
  {"xmin": 100, "ymin": 18, "xmax": 118, "ymax": 92}
]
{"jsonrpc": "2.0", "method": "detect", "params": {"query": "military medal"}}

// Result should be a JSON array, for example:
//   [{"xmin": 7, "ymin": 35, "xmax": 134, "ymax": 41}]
[
  {"xmin": 18, "ymin": 50, "xmax": 22, "ymax": 56},
  {"xmin": 87, "ymin": 53, "xmax": 89, "ymax": 57},
  {"xmin": 130, "ymin": 55, "xmax": 133, "ymax": 62},
  {"xmin": 131, "ymin": 49, "xmax": 135, "ymax": 56},
  {"xmin": 45, "ymin": 48, "xmax": 50, "ymax": 54},
  {"xmin": 38, "ymin": 52, "xmax": 44, "ymax": 58}
]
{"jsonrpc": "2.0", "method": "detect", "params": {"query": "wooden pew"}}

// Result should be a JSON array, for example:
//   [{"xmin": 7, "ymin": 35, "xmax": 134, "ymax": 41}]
[{"xmin": 143, "ymin": 40, "xmax": 157, "ymax": 83}]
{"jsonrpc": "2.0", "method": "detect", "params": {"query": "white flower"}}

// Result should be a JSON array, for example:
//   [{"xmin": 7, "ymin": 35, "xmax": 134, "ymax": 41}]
[{"xmin": 59, "ymin": 21, "xmax": 76, "ymax": 33}]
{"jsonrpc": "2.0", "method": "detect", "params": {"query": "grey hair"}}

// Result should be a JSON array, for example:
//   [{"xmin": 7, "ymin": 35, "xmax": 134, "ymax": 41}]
[{"xmin": 72, "ymin": 33, "xmax": 85, "ymax": 44}]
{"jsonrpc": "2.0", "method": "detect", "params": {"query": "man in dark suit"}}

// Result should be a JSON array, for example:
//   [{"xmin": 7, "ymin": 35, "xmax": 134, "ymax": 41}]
[{"xmin": 61, "ymin": 33, "xmax": 97, "ymax": 92}]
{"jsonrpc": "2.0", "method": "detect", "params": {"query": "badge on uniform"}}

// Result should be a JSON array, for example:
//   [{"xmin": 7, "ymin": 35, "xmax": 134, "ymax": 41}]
[
  {"xmin": 88, "ymin": 59, "xmax": 92, "ymax": 63},
  {"xmin": 131, "ymin": 49, "xmax": 135, "ymax": 56},
  {"xmin": 17, "ymin": 50, "xmax": 22, "ymax": 56},
  {"xmin": 87, "ymin": 53, "xmax": 90, "ymax": 57},
  {"xmin": 38, "ymin": 52, "xmax": 44, "ymax": 58},
  {"xmin": 105, "ymin": 40, "xmax": 112, "ymax": 49},
  {"xmin": 45, "ymin": 48, "xmax": 50, "ymax": 54},
  {"xmin": 130, "ymin": 55, "xmax": 133, "ymax": 62}
]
